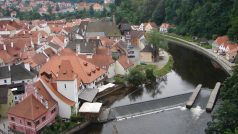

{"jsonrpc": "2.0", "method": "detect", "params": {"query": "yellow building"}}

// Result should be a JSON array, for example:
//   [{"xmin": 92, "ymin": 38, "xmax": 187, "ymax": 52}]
[{"xmin": 0, "ymin": 86, "xmax": 14, "ymax": 117}]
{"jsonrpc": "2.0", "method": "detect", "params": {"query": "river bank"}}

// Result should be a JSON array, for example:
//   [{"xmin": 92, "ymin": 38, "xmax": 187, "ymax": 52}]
[{"xmin": 160, "ymin": 34, "xmax": 234, "ymax": 76}]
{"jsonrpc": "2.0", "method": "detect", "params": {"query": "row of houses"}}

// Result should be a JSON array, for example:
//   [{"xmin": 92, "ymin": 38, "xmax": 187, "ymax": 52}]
[
  {"xmin": 0, "ymin": 17, "xmax": 136, "ymax": 133},
  {"xmin": 0, "ymin": 0, "xmax": 107, "ymax": 15}
]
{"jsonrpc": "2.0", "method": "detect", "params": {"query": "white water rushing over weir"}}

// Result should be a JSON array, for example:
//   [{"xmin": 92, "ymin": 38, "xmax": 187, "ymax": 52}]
[
  {"xmin": 116, "ymin": 104, "xmax": 185, "ymax": 121},
  {"xmin": 116, "ymin": 104, "xmax": 206, "ymax": 122}
]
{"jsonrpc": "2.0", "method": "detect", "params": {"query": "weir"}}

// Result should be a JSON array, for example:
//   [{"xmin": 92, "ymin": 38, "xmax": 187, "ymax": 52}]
[
  {"xmin": 186, "ymin": 84, "xmax": 202, "ymax": 108},
  {"xmin": 108, "ymin": 91, "xmax": 193, "ymax": 120},
  {"xmin": 206, "ymin": 82, "xmax": 221, "ymax": 112}
]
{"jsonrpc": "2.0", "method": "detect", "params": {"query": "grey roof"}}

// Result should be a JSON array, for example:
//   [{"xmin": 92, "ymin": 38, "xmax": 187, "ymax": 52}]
[
  {"xmin": 141, "ymin": 44, "xmax": 155, "ymax": 53},
  {"xmin": 11, "ymin": 63, "xmax": 36, "ymax": 81},
  {"xmin": 48, "ymin": 42, "xmax": 61, "ymax": 50},
  {"xmin": 86, "ymin": 21, "xmax": 121, "ymax": 37},
  {"xmin": 71, "ymin": 39, "xmax": 101, "ymax": 54},
  {"xmin": 0, "ymin": 86, "xmax": 9, "ymax": 104},
  {"xmin": 78, "ymin": 88, "xmax": 99, "ymax": 102},
  {"xmin": 119, "ymin": 23, "xmax": 131, "ymax": 31},
  {"xmin": 0, "ymin": 66, "xmax": 10, "ymax": 79},
  {"xmin": 130, "ymin": 30, "xmax": 144, "ymax": 38}
]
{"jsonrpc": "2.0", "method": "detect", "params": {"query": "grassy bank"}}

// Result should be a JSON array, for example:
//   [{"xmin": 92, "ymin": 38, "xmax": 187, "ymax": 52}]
[
  {"xmin": 133, "ymin": 55, "xmax": 174, "ymax": 78},
  {"xmin": 154, "ymin": 55, "xmax": 174, "ymax": 77}
]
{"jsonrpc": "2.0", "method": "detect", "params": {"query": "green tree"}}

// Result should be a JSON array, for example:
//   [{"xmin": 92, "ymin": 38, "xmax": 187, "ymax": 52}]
[
  {"xmin": 228, "ymin": 17, "xmax": 238, "ymax": 41},
  {"xmin": 47, "ymin": 5, "xmax": 53, "ymax": 14},
  {"xmin": 147, "ymin": 30, "xmax": 168, "ymax": 50},
  {"xmin": 206, "ymin": 66, "xmax": 238, "ymax": 134},
  {"xmin": 145, "ymin": 68, "xmax": 156, "ymax": 82},
  {"xmin": 126, "ymin": 67, "xmax": 146, "ymax": 87}
]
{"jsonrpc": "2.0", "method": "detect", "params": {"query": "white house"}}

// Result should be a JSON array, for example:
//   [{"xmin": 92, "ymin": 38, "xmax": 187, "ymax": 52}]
[
  {"xmin": 39, "ymin": 48, "xmax": 107, "ymax": 119},
  {"xmin": 159, "ymin": 23, "xmax": 171, "ymax": 33},
  {"xmin": 115, "ymin": 55, "xmax": 134, "ymax": 75},
  {"xmin": 0, "ymin": 63, "xmax": 37, "ymax": 86}
]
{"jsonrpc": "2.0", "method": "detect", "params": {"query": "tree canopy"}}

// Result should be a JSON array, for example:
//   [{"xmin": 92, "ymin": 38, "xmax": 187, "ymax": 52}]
[
  {"xmin": 206, "ymin": 66, "xmax": 238, "ymax": 134},
  {"xmin": 114, "ymin": 0, "xmax": 238, "ymax": 40}
]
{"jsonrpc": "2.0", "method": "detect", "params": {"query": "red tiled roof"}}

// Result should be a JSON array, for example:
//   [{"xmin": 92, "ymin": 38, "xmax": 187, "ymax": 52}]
[
  {"xmin": 118, "ymin": 55, "xmax": 134, "ymax": 69},
  {"xmin": 40, "ymin": 48, "xmax": 106, "ymax": 84},
  {"xmin": 8, "ymin": 95, "xmax": 47, "ymax": 121},
  {"xmin": 0, "ymin": 50, "xmax": 14, "ymax": 64},
  {"xmin": 160, "ymin": 23, "xmax": 171, "ymax": 29},
  {"xmin": 57, "ymin": 60, "xmax": 77, "ymax": 81},
  {"xmin": 34, "ymin": 81, "xmax": 57, "ymax": 109},
  {"xmin": 214, "ymin": 36, "xmax": 229, "ymax": 46}
]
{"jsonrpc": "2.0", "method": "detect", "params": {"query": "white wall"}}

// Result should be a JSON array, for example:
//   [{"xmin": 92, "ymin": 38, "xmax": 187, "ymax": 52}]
[
  {"xmin": 0, "ymin": 78, "xmax": 11, "ymax": 85},
  {"xmin": 115, "ymin": 61, "xmax": 126, "ymax": 75},
  {"xmin": 107, "ymin": 63, "xmax": 115, "ymax": 78},
  {"xmin": 57, "ymin": 79, "xmax": 78, "ymax": 103},
  {"xmin": 40, "ymin": 79, "xmax": 73, "ymax": 119}
]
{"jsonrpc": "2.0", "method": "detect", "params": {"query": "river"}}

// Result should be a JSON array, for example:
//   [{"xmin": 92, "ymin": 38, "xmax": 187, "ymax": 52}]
[{"xmin": 77, "ymin": 43, "xmax": 228, "ymax": 134}]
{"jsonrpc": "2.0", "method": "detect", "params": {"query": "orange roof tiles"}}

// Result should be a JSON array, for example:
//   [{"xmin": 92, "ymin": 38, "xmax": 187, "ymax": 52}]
[
  {"xmin": 0, "ymin": 50, "xmax": 15, "ymax": 64},
  {"xmin": 214, "ymin": 36, "xmax": 229, "ymax": 46},
  {"xmin": 118, "ymin": 55, "xmax": 134, "ymax": 69},
  {"xmin": 57, "ymin": 60, "xmax": 77, "ymax": 81},
  {"xmin": 34, "ymin": 81, "xmax": 57, "ymax": 109},
  {"xmin": 8, "ymin": 95, "xmax": 48, "ymax": 121},
  {"xmin": 40, "ymin": 48, "xmax": 106, "ymax": 84}
]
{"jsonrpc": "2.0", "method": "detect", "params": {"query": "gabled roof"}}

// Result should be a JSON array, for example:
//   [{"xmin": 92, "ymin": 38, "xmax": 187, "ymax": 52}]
[
  {"xmin": 214, "ymin": 36, "xmax": 229, "ymax": 46},
  {"xmin": 11, "ymin": 63, "xmax": 36, "ymax": 81},
  {"xmin": 34, "ymin": 81, "xmax": 57, "ymax": 109},
  {"xmin": 0, "ymin": 50, "xmax": 14, "ymax": 64},
  {"xmin": 118, "ymin": 55, "xmax": 134, "ymax": 69},
  {"xmin": 44, "ymin": 48, "xmax": 56, "ymax": 57},
  {"xmin": 86, "ymin": 21, "xmax": 121, "ymax": 37},
  {"xmin": 0, "ymin": 66, "xmax": 10, "ymax": 79},
  {"xmin": 141, "ymin": 44, "xmax": 155, "ymax": 53},
  {"xmin": 8, "ymin": 94, "xmax": 48, "ymax": 121},
  {"xmin": 30, "ymin": 53, "xmax": 48, "ymax": 68},
  {"xmin": 130, "ymin": 30, "xmax": 144, "ymax": 38},
  {"xmin": 40, "ymin": 48, "xmax": 106, "ymax": 84},
  {"xmin": 70, "ymin": 39, "xmax": 101, "ymax": 54}
]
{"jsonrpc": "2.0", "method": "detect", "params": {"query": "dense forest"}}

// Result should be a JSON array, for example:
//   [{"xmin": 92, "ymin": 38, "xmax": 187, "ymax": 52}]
[{"xmin": 114, "ymin": 0, "xmax": 238, "ymax": 40}]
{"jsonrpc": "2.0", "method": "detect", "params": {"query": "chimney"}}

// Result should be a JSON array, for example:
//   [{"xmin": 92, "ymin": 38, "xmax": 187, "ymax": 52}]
[
  {"xmin": 84, "ymin": 25, "xmax": 87, "ymax": 30},
  {"xmin": 24, "ymin": 63, "xmax": 31, "ymax": 71},
  {"xmin": 11, "ymin": 42, "xmax": 13, "ymax": 47},
  {"xmin": 3, "ymin": 45, "xmax": 6, "ymax": 50},
  {"xmin": 8, "ymin": 64, "xmax": 11, "ymax": 71}
]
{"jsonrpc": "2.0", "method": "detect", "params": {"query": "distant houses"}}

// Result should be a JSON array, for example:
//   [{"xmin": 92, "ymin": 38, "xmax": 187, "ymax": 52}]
[
  {"xmin": 212, "ymin": 36, "xmax": 238, "ymax": 62},
  {"xmin": 159, "ymin": 23, "xmax": 172, "ymax": 33}
]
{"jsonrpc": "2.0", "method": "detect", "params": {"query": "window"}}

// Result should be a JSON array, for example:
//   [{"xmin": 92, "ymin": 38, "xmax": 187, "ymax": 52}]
[
  {"xmin": 27, "ymin": 122, "xmax": 31, "ymax": 126},
  {"xmin": 35, "ymin": 120, "xmax": 40, "ymax": 126},
  {"xmin": 11, "ymin": 117, "xmax": 15, "ymax": 121},
  {"xmin": 42, "ymin": 116, "xmax": 46, "ymax": 121},
  {"xmin": 4, "ymin": 80, "xmax": 7, "ymax": 83},
  {"xmin": 64, "ymin": 84, "xmax": 66, "ymax": 89},
  {"xmin": 51, "ymin": 108, "xmax": 56, "ymax": 114}
]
